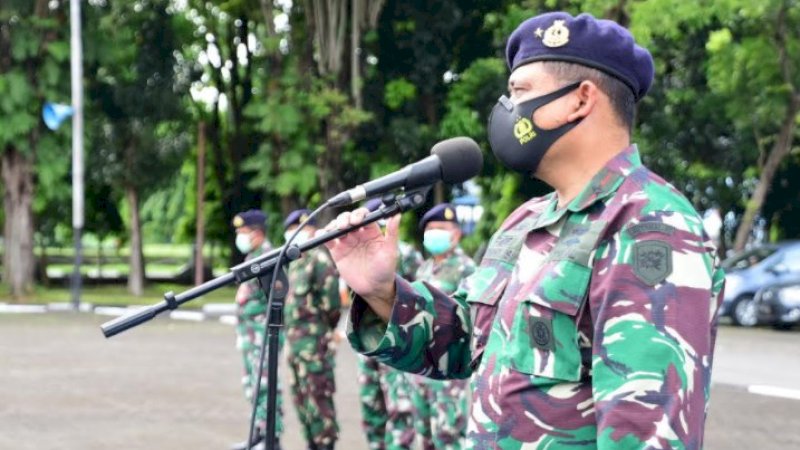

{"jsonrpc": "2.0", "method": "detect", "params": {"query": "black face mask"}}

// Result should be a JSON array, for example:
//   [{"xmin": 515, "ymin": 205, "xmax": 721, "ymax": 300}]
[{"xmin": 487, "ymin": 81, "xmax": 583, "ymax": 176}]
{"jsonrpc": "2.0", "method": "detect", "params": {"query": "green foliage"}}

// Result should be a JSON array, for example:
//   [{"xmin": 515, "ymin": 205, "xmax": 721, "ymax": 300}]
[
  {"xmin": 6, "ymin": 0, "xmax": 800, "ymax": 289},
  {"xmin": 439, "ymin": 57, "xmax": 506, "ymax": 141},
  {"xmin": 1, "ymin": 3, "xmax": 71, "ymax": 244},
  {"xmin": 85, "ymin": 1, "xmax": 190, "ymax": 195},
  {"xmin": 384, "ymin": 78, "xmax": 417, "ymax": 110}
]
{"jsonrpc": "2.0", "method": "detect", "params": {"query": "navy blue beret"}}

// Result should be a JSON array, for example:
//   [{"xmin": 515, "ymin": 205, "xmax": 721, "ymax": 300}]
[
  {"xmin": 420, "ymin": 203, "xmax": 459, "ymax": 230},
  {"xmin": 506, "ymin": 12, "xmax": 654, "ymax": 100},
  {"xmin": 283, "ymin": 208, "xmax": 315, "ymax": 229},
  {"xmin": 232, "ymin": 209, "xmax": 267, "ymax": 229}
]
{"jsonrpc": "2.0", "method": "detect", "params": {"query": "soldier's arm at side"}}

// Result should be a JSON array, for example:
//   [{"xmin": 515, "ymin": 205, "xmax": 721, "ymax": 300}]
[
  {"xmin": 316, "ymin": 251, "xmax": 342, "ymax": 329},
  {"xmin": 589, "ymin": 214, "xmax": 725, "ymax": 449},
  {"xmin": 346, "ymin": 276, "xmax": 473, "ymax": 380}
]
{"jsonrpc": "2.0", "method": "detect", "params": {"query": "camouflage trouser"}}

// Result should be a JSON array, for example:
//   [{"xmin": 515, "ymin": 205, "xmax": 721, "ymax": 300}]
[
  {"xmin": 287, "ymin": 331, "xmax": 338, "ymax": 448},
  {"xmin": 236, "ymin": 312, "xmax": 283, "ymax": 437},
  {"xmin": 409, "ymin": 375, "xmax": 468, "ymax": 450},
  {"xmin": 358, "ymin": 356, "xmax": 415, "ymax": 450}
]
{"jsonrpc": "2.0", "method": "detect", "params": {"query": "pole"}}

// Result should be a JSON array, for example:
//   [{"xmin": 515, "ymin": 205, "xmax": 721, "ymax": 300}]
[
  {"xmin": 70, "ymin": 0, "xmax": 84, "ymax": 310},
  {"xmin": 194, "ymin": 122, "xmax": 206, "ymax": 285}
]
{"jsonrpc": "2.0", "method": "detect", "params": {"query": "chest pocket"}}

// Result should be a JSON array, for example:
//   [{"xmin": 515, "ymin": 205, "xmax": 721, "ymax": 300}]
[
  {"xmin": 506, "ymin": 220, "xmax": 605, "ymax": 382},
  {"xmin": 507, "ymin": 261, "xmax": 589, "ymax": 382}
]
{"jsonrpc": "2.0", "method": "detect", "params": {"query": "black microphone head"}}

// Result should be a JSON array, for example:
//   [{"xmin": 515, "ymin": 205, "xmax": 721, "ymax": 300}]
[{"xmin": 431, "ymin": 137, "xmax": 483, "ymax": 184}]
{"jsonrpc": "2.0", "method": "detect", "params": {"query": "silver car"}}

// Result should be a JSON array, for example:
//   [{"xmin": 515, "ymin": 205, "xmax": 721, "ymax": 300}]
[{"xmin": 720, "ymin": 241, "xmax": 800, "ymax": 327}]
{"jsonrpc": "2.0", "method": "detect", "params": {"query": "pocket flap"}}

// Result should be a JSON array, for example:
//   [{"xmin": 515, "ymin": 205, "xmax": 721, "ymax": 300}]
[
  {"xmin": 524, "ymin": 260, "xmax": 591, "ymax": 316},
  {"xmin": 465, "ymin": 267, "xmax": 507, "ymax": 306}
]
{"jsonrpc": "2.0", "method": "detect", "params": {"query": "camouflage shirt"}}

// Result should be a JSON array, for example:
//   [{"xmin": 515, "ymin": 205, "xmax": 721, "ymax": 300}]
[
  {"xmin": 398, "ymin": 241, "xmax": 424, "ymax": 281},
  {"xmin": 348, "ymin": 145, "xmax": 725, "ymax": 449},
  {"xmin": 286, "ymin": 247, "xmax": 341, "ymax": 341},
  {"xmin": 416, "ymin": 247, "xmax": 476, "ymax": 295},
  {"xmin": 235, "ymin": 240, "xmax": 273, "ymax": 317}
]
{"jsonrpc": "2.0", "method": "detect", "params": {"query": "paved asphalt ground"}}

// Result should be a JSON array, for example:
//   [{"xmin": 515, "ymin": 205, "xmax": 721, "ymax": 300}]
[{"xmin": 0, "ymin": 313, "xmax": 798, "ymax": 449}]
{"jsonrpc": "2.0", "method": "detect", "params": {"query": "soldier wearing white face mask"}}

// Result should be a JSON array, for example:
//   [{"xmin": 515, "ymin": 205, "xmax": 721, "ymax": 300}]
[
  {"xmin": 231, "ymin": 209, "xmax": 282, "ymax": 450},
  {"xmin": 410, "ymin": 203, "xmax": 476, "ymax": 450}
]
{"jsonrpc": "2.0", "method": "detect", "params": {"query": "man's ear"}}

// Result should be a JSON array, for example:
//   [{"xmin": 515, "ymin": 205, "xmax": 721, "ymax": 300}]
[{"xmin": 566, "ymin": 80, "xmax": 597, "ymax": 122}]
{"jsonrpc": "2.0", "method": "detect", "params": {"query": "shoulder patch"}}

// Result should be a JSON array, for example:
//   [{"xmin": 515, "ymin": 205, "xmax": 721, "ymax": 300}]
[
  {"xmin": 632, "ymin": 240, "xmax": 673, "ymax": 286},
  {"xmin": 628, "ymin": 222, "xmax": 676, "ymax": 236}
]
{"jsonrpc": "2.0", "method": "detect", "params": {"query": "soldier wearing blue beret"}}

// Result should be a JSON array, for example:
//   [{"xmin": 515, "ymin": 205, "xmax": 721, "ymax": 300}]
[
  {"xmin": 282, "ymin": 209, "xmax": 341, "ymax": 450},
  {"xmin": 355, "ymin": 198, "xmax": 422, "ymax": 450},
  {"xmin": 230, "ymin": 209, "xmax": 282, "ymax": 450},
  {"xmin": 325, "ymin": 10, "xmax": 725, "ymax": 450},
  {"xmin": 410, "ymin": 204, "xmax": 476, "ymax": 450}
]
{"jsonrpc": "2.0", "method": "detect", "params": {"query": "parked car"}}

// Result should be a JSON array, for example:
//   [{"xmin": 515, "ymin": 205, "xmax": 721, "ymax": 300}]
[
  {"xmin": 719, "ymin": 241, "xmax": 800, "ymax": 327},
  {"xmin": 755, "ymin": 282, "xmax": 800, "ymax": 330}
]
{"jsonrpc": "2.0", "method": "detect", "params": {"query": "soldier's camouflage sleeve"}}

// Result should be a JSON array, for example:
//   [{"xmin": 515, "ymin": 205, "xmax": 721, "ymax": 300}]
[
  {"xmin": 589, "ymin": 212, "xmax": 725, "ymax": 449},
  {"xmin": 398, "ymin": 241, "xmax": 424, "ymax": 281},
  {"xmin": 314, "ymin": 249, "xmax": 341, "ymax": 329},
  {"xmin": 347, "ymin": 276, "xmax": 474, "ymax": 380}
]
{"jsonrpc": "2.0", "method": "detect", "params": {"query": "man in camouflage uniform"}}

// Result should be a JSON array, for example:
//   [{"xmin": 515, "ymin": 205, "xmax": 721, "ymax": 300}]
[
  {"xmin": 231, "ymin": 209, "xmax": 282, "ymax": 450},
  {"xmin": 283, "ymin": 209, "xmax": 341, "ymax": 450},
  {"xmin": 327, "ymin": 12, "xmax": 725, "ymax": 450},
  {"xmin": 411, "ymin": 203, "xmax": 476, "ymax": 450},
  {"xmin": 358, "ymin": 198, "xmax": 422, "ymax": 450}
]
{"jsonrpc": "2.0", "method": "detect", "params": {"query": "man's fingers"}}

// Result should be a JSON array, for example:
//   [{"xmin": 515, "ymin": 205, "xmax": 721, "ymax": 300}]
[
  {"xmin": 335, "ymin": 211, "xmax": 351, "ymax": 230},
  {"xmin": 385, "ymin": 214, "xmax": 401, "ymax": 248},
  {"xmin": 350, "ymin": 207, "xmax": 368, "ymax": 226}
]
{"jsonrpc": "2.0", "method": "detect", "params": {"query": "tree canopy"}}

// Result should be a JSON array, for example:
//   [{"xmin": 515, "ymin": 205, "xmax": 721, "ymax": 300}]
[{"xmin": 2, "ymin": 0, "xmax": 799, "ymax": 297}]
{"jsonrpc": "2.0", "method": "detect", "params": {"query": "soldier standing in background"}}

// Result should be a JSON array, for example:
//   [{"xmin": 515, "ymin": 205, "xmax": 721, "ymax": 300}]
[
  {"xmin": 283, "ymin": 209, "xmax": 341, "ymax": 450},
  {"xmin": 357, "ymin": 199, "xmax": 422, "ymax": 450},
  {"xmin": 411, "ymin": 204, "xmax": 476, "ymax": 450},
  {"xmin": 231, "ymin": 209, "xmax": 281, "ymax": 450}
]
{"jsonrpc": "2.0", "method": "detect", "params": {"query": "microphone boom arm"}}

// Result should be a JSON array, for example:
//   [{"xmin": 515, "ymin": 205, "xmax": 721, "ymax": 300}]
[{"xmin": 100, "ymin": 187, "xmax": 432, "ymax": 338}]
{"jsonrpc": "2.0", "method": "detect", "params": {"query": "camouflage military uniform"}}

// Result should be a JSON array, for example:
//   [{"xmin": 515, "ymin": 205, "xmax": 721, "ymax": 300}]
[
  {"xmin": 286, "ymin": 247, "xmax": 341, "ymax": 449},
  {"xmin": 235, "ymin": 241, "xmax": 282, "ymax": 438},
  {"xmin": 411, "ymin": 248, "xmax": 476, "ymax": 450},
  {"xmin": 358, "ymin": 240, "xmax": 422, "ymax": 450},
  {"xmin": 349, "ymin": 146, "xmax": 726, "ymax": 449}
]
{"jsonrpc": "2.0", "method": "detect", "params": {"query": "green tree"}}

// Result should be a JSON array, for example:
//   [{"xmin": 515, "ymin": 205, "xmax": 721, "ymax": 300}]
[
  {"xmin": 702, "ymin": 1, "xmax": 800, "ymax": 249},
  {"xmin": 0, "ymin": 0, "xmax": 69, "ymax": 298},
  {"xmin": 85, "ymin": 0, "xmax": 190, "ymax": 295}
]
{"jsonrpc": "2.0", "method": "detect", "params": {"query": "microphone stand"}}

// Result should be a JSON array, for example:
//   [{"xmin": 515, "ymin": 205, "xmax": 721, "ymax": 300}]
[{"xmin": 100, "ymin": 186, "xmax": 432, "ymax": 449}]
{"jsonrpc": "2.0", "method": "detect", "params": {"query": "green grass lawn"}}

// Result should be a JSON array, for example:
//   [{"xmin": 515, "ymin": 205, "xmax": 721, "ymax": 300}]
[{"xmin": 0, "ymin": 281, "xmax": 237, "ymax": 308}]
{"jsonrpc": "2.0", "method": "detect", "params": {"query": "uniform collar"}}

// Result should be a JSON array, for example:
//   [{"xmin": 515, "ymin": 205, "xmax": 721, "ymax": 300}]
[
  {"xmin": 526, "ymin": 145, "xmax": 642, "ymax": 229},
  {"xmin": 566, "ymin": 144, "xmax": 641, "ymax": 212}
]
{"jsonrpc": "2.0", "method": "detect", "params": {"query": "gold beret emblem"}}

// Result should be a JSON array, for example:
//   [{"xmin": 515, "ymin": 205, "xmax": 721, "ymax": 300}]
[
  {"xmin": 232, "ymin": 216, "xmax": 244, "ymax": 227},
  {"xmin": 542, "ymin": 20, "xmax": 570, "ymax": 48},
  {"xmin": 444, "ymin": 208, "xmax": 454, "ymax": 220}
]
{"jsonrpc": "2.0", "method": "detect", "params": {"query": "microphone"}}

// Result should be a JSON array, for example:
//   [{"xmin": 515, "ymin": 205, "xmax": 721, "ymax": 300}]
[{"xmin": 328, "ymin": 137, "xmax": 483, "ymax": 207}]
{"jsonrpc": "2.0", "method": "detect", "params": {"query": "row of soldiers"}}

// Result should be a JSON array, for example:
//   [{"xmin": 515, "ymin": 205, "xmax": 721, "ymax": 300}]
[{"xmin": 230, "ymin": 201, "xmax": 476, "ymax": 450}]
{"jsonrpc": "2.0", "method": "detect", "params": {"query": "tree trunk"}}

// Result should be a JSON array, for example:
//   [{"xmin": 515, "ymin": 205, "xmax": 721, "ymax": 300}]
[
  {"xmin": 733, "ymin": 98, "xmax": 799, "ymax": 251},
  {"xmin": 97, "ymin": 238, "xmax": 103, "ymax": 278},
  {"xmin": 1, "ymin": 147, "xmax": 35, "ymax": 299},
  {"xmin": 195, "ymin": 121, "xmax": 206, "ymax": 285},
  {"xmin": 318, "ymin": 122, "xmax": 346, "ymax": 223},
  {"xmin": 125, "ymin": 186, "xmax": 145, "ymax": 296},
  {"xmin": 351, "ymin": 0, "xmax": 363, "ymax": 109}
]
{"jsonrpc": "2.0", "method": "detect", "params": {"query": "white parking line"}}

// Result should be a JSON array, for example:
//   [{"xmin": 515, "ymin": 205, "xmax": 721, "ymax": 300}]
[
  {"xmin": 219, "ymin": 314, "xmax": 237, "ymax": 326},
  {"xmin": 169, "ymin": 310, "xmax": 205, "ymax": 322},
  {"xmin": 747, "ymin": 385, "xmax": 800, "ymax": 401},
  {"xmin": 93, "ymin": 306, "xmax": 129, "ymax": 317},
  {"xmin": 0, "ymin": 304, "xmax": 47, "ymax": 314}
]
